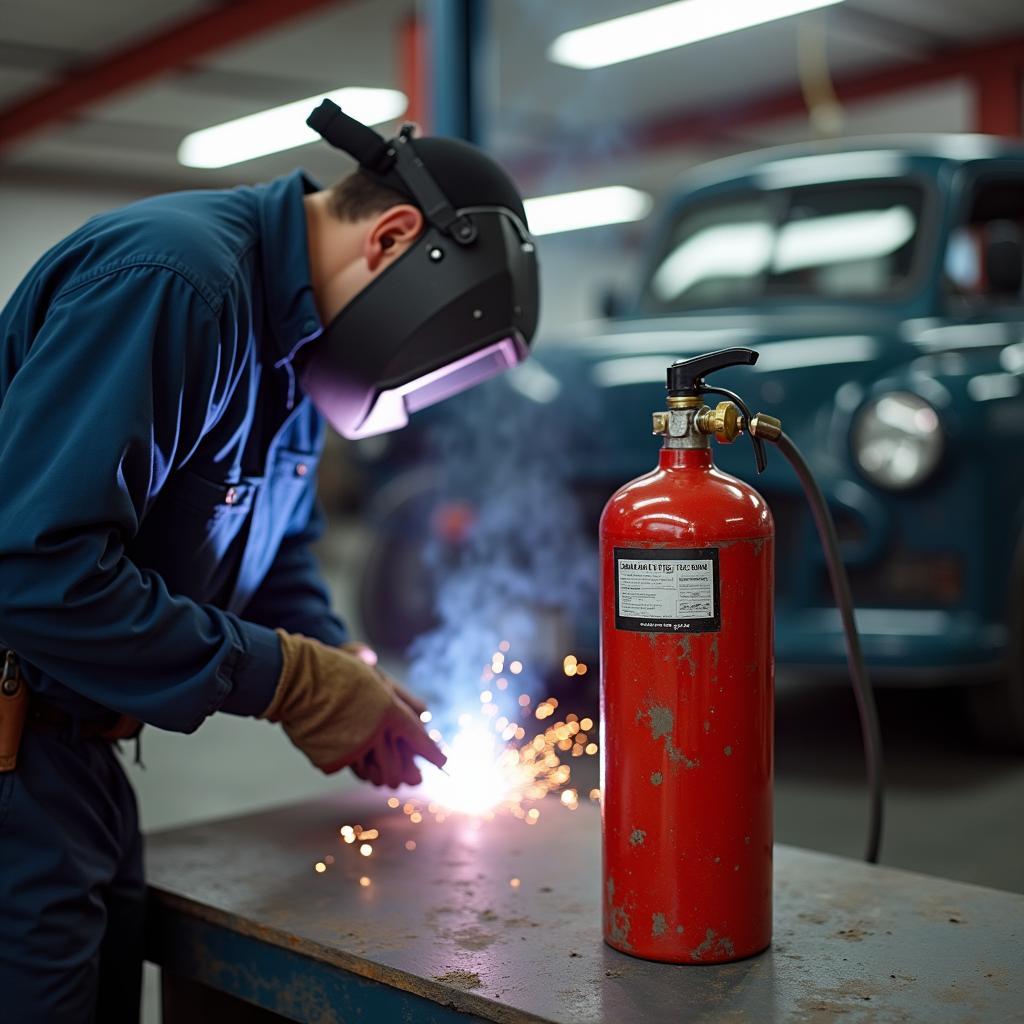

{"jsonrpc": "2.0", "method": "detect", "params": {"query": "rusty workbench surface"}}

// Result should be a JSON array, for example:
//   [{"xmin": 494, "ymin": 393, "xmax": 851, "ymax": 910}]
[{"xmin": 145, "ymin": 793, "xmax": 1023, "ymax": 1023}]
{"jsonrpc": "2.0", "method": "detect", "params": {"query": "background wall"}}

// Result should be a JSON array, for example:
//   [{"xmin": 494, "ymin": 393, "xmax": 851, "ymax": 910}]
[{"xmin": 0, "ymin": 180, "xmax": 147, "ymax": 301}]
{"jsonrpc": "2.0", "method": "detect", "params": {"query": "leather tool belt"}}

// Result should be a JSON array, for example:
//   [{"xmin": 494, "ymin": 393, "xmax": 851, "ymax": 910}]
[{"xmin": 0, "ymin": 650, "xmax": 141, "ymax": 772}]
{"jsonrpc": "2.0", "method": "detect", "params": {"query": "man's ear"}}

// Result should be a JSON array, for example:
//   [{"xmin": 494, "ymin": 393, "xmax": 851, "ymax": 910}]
[{"xmin": 365, "ymin": 204, "xmax": 424, "ymax": 271}]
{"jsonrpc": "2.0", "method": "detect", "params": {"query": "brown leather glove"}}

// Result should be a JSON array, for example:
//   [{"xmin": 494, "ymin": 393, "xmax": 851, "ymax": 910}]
[
  {"xmin": 340, "ymin": 642, "xmax": 434, "ymax": 787},
  {"xmin": 262, "ymin": 630, "xmax": 446, "ymax": 782},
  {"xmin": 341, "ymin": 641, "xmax": 428, "ymax": 716}
]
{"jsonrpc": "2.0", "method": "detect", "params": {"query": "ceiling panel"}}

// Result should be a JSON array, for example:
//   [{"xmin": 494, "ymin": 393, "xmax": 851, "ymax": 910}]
[
  {"xmin": 200, "ymin": 0, "xmax": 408, "ymax": 85},
  {"xmin": 0, "ymin": 65, "xmax": 49, "ymax": 104},
  {"xmin": 0, "ymin": 0, "xmax": 1022, "ymax": 195},
  {"xmin": 0, "ymin": 0, "xmax": 206, "ymax": 58}
]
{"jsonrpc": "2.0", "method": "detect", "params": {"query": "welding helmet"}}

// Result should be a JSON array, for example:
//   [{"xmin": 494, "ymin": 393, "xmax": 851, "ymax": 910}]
[{"xmin": 299, "ymin": 99, "xmax": 539, "ymax": 439}]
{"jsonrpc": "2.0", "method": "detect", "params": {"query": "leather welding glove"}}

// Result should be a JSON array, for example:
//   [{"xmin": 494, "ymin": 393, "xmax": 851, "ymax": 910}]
[
  {"xmin": 340, "ymin": 641, "xmax": 435, "ymax": 788},
  {"xmin": 261, "ymin": 630, "xmax": 446, "ymax": 782},
  {"xmin": 341, "ymin": 641, "xmax": 429, "ymax": 716}
]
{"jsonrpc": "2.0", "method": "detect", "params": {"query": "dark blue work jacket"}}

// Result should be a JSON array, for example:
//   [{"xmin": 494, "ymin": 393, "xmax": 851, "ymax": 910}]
[{"xmin": 0, "ymin": 170, "xmax": 348, "ymax": 731}]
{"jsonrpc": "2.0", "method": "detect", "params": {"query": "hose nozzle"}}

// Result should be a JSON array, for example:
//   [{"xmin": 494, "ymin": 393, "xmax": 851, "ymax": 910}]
[{"xmin": 749, "ymin": 412, "xmax": 782, "ymax": 442}]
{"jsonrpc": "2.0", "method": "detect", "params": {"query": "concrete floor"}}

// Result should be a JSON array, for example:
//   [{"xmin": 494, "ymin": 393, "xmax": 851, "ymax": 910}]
[{"xmin": 133, "ymin": 522, "xmax": 1024, "ymax": 1020}]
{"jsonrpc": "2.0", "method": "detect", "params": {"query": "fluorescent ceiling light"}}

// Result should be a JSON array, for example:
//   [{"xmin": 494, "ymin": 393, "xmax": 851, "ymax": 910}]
[
  {"xmin": 178, "ymin": 87, "xmax": 407, "ymax": 169},
  {"xmin": 549, "ymin": 0, "xmax": 845, "ymax": 70},
  {"xmin": 524, "ymin": 186, "xmax": 652, "ymax": 236}
]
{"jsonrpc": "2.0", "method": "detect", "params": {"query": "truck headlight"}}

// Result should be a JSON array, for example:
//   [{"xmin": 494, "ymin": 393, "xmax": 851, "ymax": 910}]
[{"xmin": 852, "ymin": 392, "xmax": 943, "ymax": 490}]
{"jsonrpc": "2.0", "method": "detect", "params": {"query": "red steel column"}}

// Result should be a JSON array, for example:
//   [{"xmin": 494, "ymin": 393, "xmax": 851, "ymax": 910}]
[
  {"xmin": 974, "ymin": 63, "xmax": 1023, "ymax": 136},
  {"xmin": 399, "ymin": 15, "xmax": 429, "ymax": 133}
]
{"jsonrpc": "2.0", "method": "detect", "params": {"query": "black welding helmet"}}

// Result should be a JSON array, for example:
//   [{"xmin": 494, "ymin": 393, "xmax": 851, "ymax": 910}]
[{"xmin": 300, "ymin": 99, "xmax": 539, "ymax": 439}]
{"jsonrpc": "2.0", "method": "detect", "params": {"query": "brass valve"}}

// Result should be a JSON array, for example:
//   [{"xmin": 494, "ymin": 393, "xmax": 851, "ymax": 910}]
[{"xmin": 696, "ymin": 401, "xmax": 742, "ymax": 444}]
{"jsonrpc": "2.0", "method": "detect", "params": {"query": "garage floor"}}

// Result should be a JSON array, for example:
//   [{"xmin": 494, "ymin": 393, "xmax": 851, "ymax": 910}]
[{"xmin": 131, "ymin": 521, "xmax": 1024, "ymax": 1020}]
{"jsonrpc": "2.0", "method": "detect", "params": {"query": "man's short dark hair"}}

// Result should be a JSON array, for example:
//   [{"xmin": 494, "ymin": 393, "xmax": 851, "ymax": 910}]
[{"xmin": 327, "ymin": 170, "xmax": 409, "ymax": 222}]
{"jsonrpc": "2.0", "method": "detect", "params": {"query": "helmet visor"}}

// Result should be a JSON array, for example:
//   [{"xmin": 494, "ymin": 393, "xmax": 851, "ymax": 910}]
[{"xmin": 340, "ymin": 333, "xmax": 528, "ymax": 439}]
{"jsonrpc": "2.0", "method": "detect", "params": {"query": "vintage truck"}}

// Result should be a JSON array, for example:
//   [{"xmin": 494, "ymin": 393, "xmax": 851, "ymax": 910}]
[{"xmin": 353, "ymin": 135, "xmax": 1024, "ymax": 744}]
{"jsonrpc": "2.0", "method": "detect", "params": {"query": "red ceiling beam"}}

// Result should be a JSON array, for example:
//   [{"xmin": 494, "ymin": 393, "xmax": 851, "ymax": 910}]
[
  {"xmin": 0, "ymin": 0, "xmax": 342, "ymax": 152},
  {"xmin": 636, "ymin": 35, "xmax": 1024, "ymax": 150}
]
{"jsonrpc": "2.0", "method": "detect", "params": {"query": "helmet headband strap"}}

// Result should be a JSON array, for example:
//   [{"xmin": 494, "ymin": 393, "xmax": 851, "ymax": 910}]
[{"xmin": 306, "ymin": 99, "xmax": 477, "ymax": 245}]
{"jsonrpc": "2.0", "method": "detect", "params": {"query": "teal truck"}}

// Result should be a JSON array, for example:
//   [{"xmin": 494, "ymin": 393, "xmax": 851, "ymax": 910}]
[{"xmin": 355, "ymin": 135, "xmax": 1024, "ymax": 745}]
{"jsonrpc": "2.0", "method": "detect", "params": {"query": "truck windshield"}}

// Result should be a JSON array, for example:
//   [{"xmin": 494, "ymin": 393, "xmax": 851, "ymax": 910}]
[{"xmin": 640, "ymin": 180, "xmax": 925, "ymax": 313}]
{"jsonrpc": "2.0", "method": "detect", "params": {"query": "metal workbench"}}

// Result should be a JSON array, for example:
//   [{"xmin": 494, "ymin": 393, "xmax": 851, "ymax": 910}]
[{"xmin": 145, "ymin": 794, "xmax": 1023, "ymax": 1023}]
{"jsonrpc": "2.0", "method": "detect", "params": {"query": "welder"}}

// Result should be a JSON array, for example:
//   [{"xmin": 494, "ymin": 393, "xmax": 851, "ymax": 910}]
[{"xmin": 0, "ymin": 101, "xmax": 539, "ymax": 1023}]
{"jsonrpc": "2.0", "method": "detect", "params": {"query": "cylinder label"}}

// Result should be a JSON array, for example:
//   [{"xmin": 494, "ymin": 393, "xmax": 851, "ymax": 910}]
[{"xmin": 613, "ymin": 547, "xmax": 720, "ymax": 633}]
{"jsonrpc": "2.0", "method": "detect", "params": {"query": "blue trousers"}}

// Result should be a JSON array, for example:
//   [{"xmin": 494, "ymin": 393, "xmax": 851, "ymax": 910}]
[{"xmin": 0, "ymin": 727, "xmax": 143, "ymax": 1023}]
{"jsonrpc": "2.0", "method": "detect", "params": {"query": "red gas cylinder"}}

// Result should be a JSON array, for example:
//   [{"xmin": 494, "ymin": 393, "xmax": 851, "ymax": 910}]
[{"xmin": 599, "ymin": 353, "xmax": 774, "ymax": 965}]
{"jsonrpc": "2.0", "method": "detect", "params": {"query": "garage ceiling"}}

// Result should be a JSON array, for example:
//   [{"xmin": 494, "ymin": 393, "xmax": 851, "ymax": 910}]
[{"xmin": 0, "ymin": 0, "xmax": 1022, "ymax": 199}]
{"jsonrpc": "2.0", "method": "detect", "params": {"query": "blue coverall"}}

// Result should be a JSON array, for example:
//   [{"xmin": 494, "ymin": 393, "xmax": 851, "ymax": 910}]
[{"xmin": 0, "ymin": 169, "xmax": 348, "ymax": 1021}]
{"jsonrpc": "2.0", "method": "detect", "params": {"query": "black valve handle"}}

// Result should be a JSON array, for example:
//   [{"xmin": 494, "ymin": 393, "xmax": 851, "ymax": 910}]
[
  {"xmin": 667, "ymin": 347, "xmax": 758, "ymax": 397},
  {"xmin": 666, "ymin": 347, "xmax": 766, "ymax": 473}
]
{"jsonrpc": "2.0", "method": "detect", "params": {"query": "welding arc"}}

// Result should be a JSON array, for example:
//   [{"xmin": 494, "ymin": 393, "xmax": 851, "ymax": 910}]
[{"xmin": 772, "ymin": 431, "xmax": 884, "ymax": 864}]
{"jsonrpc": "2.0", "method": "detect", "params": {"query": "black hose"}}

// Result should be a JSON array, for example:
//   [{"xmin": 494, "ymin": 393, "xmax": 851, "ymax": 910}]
[{"xmin": 772, "ymin": 431, "xmax": 885, "ymax": 864}]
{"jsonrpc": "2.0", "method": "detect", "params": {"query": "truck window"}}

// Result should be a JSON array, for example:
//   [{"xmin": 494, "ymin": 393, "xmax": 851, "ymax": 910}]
[
  {"xmin": 642, "ymin": 181, "xmax": 924, "ymax": 312},
  {"xmin": 945, "ymin": 177, "xmax": 1024, "ymax": 304}
]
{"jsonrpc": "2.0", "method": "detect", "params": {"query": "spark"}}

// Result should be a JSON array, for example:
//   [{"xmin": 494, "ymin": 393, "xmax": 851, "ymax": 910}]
[
  {"xmin": 314, "ymin": 861, "xmax": 327, "ymax": 873},
  {"xmin": 417, "ymin": 649, "xmax": 585, "ymax": 818},
  {"xmin": 421, "ymin": 718, "xmax": 513, "ymax": 815},
  {"xmin": 325, "ymin": 646, "xmax": 598, "ymax": 888}
]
